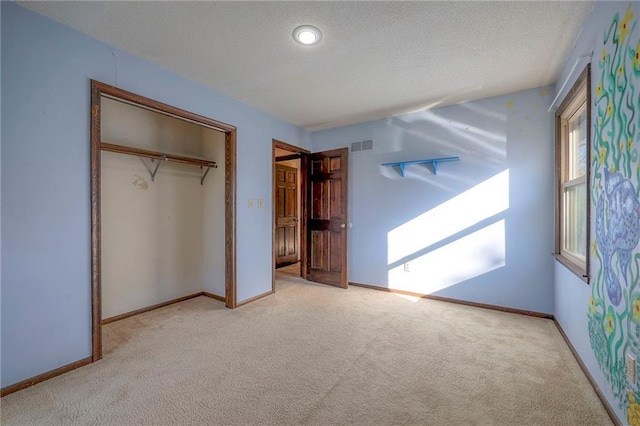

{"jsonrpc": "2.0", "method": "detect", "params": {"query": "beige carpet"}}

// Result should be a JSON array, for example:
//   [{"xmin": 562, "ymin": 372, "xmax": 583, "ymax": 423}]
[{"xmin": 1, "ymin": 273, "xmax": 612, "ymax": 425}]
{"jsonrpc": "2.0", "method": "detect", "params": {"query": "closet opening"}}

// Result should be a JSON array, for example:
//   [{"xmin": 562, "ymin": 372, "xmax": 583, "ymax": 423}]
[{"xmin": 90, "ymin": 80, "xmax": 237, "ymax": 362}]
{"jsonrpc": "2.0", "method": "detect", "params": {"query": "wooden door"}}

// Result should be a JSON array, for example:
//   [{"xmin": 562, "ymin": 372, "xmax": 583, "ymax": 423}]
[
  {"xmin": 275, "ymin": 163, "xmax": 299, "ymax": 267},
  {"xmin": 307, "ymin": 148, "xmax": 348, "ymax": 288}
]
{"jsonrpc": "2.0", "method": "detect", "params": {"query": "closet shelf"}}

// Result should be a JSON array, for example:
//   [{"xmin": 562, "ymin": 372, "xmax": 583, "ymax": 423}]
[
  {"xmin": 101, "ymin": 142, "xmax": 217, "ymax": 185},
  {"xmin": 381, "ymin": 156, "xmax": 459, "ymax": 177}
]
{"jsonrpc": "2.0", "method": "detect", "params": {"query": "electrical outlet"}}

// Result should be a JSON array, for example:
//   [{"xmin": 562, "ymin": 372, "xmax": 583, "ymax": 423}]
[
  {"xmin": 248, "ymin": 198, "xmax": 254, "ymax": 209},
  {"xmin": 257, "ymin": 198, "xmax": 264, "ymax": 208},
  {"xmin": 403, "ymin": 262, "xmax": 410, "ymax": 272},
  {"xmin": 628, "ymin": 353, "xmax": 637, "ymax": 384}
]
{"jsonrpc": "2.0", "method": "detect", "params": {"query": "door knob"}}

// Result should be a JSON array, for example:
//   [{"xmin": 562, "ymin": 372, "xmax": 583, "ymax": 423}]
[{"xmin": 341, "ymin": 223, "xmax": 346, "ymax": 229}]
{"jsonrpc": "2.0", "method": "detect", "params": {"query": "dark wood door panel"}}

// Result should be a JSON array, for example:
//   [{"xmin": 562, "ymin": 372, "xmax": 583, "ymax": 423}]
[
  {"xmin": 330, "ymin": 180, "xmax": 342, "ymax": 218},
  {"xmin": 329, "ymin": 232, "xmax": 342, "ymax": 272},
  {"xmin": 311, "ymin": 230, "xmax": 328, "ymax": 270},
  {"xmin": 311, "ymin": 181, "xmax": 327, "ymax": 219},
  {"xmin": 277, "ymin": 227, "xmax": 285, "ymax": 257},
  {"xmin": 285, "ymin": 187, "xmax": 296, "ymax": 217},
  {"xmin": 285, "ymin": 225, "xmax": 297, "ymax": 256}
]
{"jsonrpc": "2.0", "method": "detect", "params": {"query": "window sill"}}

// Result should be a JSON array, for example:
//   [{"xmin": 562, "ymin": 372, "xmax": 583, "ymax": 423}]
[{"xmin": 553, "ymin": 253, "xmax": 589, "ymax": 284}]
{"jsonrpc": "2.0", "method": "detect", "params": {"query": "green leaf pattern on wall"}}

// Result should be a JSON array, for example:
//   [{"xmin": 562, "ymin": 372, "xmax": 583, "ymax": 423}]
[{"xmin": 588, "ymin": 4, "xmax": 640, "ymax": 425}]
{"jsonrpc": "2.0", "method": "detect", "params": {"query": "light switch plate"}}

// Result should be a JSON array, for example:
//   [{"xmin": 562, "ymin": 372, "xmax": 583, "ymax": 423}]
[
  {"xmin": 248, "ymin": 198, "xmax": 254, "ymax": 209},
  {"xmin": 257, "ymin": 199, "xmax": 264, "ymax": 208}
]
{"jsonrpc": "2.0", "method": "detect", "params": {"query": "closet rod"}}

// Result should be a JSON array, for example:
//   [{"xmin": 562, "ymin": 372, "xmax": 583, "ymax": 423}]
[{"xmin": 101, "ymin": 142, "xmax": 217, "ymax": 168}]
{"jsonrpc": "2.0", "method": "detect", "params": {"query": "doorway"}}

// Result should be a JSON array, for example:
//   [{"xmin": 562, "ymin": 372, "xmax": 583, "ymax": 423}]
[
  {"xmin": 272, "ymin": 140, "xmax": 310, "ymax": 289},
  {"xmin": 90, "ymin": 80, "xmax": 237, "ymax": 362},
  {"xmin": 272, "ymin": 140, "xmax": 349, "ymax": 290}
]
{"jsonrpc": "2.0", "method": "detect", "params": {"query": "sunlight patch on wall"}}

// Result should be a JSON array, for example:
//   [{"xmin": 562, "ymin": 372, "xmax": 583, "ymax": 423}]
[
  {"xmin": 406, "ymin": 109, "xmax": 507, "ymax": 158},
  {"xmin": 388, "ymin": 220, "xmax": 506, "ymax": 294},
  {"xmin": 388, "ymin": 105, "xmax": 507, "ymax": 161},
  {"xmin": 464, "ymin": 102, "xmax": 507, "ymax": 122},
  {"xmin": 387, "ymin": 169, "xmax": 509, "ymax": 264}
]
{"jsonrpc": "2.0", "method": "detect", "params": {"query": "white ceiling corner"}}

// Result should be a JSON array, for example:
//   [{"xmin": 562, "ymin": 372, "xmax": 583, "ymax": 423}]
[{"xmin": 18, "ymin": 1, "xmax": 595, "ymax": 131}]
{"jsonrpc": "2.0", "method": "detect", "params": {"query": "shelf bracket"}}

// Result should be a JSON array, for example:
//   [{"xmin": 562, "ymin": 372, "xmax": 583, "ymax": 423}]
[
  {"xmin": 140, "ymin": 157, "xmax": 162, "ymax": 182},
  {"xmin": 200, "ymin": 166, "xmax": 211, "ymax": 185}
]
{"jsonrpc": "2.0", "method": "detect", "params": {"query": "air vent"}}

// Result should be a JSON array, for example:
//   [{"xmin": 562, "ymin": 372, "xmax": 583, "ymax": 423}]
[{"xmin": 351, "ymin": 139, "xmax": 373, "ymax": 152}]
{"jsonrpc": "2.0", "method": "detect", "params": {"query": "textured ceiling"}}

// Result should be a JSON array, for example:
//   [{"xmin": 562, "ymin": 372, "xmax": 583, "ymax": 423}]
[{"xmin": 19, "ymin": 1, "xmax": 594, "ymax": 131}]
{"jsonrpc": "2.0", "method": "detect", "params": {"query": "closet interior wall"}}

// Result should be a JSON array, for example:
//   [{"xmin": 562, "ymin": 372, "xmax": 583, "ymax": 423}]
[{"xmin": 101, "ymin": 97, "xmax": 225, "ymax": 320}]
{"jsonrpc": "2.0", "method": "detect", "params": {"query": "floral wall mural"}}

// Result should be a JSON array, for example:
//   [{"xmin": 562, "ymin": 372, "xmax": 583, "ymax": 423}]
[{"xmin": 588, "ymin": 3, "xmax": 640, "ymax": 424}]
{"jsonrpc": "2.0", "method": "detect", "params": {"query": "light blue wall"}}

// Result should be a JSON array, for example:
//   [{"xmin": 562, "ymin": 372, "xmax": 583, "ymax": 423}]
[
  {"xmin": 311, "ymin": 86, "xmax": 555, "ymax": 314},
  {"xmin": 554, "ymin": 2, "xmax": 640, "ymax": 424},
  {"xmin": 0, "ymin": 2, "xmax": 310, "ymax": 388}
]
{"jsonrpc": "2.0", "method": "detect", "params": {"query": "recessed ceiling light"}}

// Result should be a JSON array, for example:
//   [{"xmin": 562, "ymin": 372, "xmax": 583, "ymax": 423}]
[{"xmin": 293, "ymin": 25, "xmax": 322, "ymax": 46}]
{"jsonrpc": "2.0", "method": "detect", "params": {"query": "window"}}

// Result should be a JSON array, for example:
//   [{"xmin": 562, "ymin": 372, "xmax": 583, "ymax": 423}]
[{"xmin": 555, "ymin": 65, "xmax": 590, "ymax": 281}]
